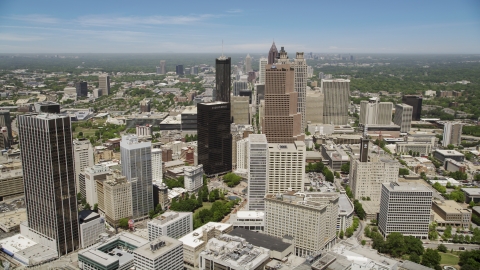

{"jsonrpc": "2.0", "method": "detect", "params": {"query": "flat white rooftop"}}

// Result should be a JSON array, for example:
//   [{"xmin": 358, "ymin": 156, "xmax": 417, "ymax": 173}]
[{"xmin": 179, "ymin": 222, "xmax": 232, "ymax": 248}]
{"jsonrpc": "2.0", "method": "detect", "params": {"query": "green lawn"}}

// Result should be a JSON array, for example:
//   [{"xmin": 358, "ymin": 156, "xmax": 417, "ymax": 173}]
[
  {"xmin": 193, "ymin": 202, "xmax": 212, "ymax": 215},
  {"xmin": 439, "ymin": 252, "xmax": 459, "ymax": 266}
]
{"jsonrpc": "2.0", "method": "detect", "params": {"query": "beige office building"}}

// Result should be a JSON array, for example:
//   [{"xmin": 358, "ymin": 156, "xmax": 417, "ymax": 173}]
[
  {"xmin": 97, "ymin": 171, "xmax": 133, "ymax": 226},
  {"xmin": 306, "ymin": 88, "xmax": 324, "ymax": 124},
  {"xmin": 264, "ymin": 192, "xmax": 338, "ymax": 257},
  {"xmin": 293, "ymin": 52, "xmax": 308, "ymax": 131},
  {"xmin": 0, "ymin": 169, "xmax": 23, "ymax": 201},
  {"xmin": 231, "ymin": 96, "xmax": 249, "ymax": 125},
  {"xmin": 98, "ymin": 74, "xmax": 110, "ymax": 95},
  {"xmin": 349, "ymin": 155, "xmax": 399, "ymax": 202},
  {"xmin": 359, "ymin": 98, "xmax": 393, "ymax": 125},
  {"xmin": 443, "ymin": 122, "xmax": 463, "ymax": 147},
  {"xmin": 263, "ymin": 61, "xmax": 303, "ymax": 143},
  {"xmin": 394, "ymin": 103, "xmax": 413, "ymax": 133},
  {"xmin": 267, "ymin": 141, "xmax": 306, "ymax": 194},
  {"xmin": 322, "ymin": 79, "xmax": 350, "ymax": 125},
  {"xmin": 74, "ymin": 139, "xmax": 94, "ymax": 193},
  {"xmin": 432, "ymin": 199, "xmax": 471, "ymax": 229}
]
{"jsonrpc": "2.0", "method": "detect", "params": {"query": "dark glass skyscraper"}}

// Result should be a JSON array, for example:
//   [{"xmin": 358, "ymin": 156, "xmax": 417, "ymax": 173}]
[
  {"xmin": 75, "ymin": 81, "xmax": 88, "ymax": 97},
  {"xmin": 176, "ymin": 65, "xmax": 184, "ymax": 75},
  {"xmin": 402, "ymin": 95, "xmax": 423, "ymax": 121},
  {"xmin": 18, "ymin": 114, "xmax": 79, "ymax": 256},
  {"xmin": 215, "ymin": 56, "xmax": 231, "ymax": 102},
  {"xmin": 198, "ymin": 102, "xmax": 232, "ymax": 176}
]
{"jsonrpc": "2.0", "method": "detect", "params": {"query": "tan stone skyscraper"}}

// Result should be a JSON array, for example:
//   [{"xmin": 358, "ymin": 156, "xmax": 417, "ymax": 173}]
[{"xmin": 262, "ymin": 57, "xmax": 304, "ymax": 143}]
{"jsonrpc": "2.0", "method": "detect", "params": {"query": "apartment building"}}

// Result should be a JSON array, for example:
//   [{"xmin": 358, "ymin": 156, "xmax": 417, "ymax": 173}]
[{"xmin": 267, "ymin": 141, "xmax": 306, "ymax": 194}]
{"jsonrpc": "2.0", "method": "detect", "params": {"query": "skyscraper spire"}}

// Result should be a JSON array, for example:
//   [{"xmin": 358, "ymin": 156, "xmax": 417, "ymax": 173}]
[{"xmin": 268, "ymin": 41, "xmax": 279, "ymax": 65}]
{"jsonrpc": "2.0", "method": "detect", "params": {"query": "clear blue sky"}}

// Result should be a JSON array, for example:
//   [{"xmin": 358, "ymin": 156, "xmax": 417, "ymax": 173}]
[{"xmin": 0, "ymin": 0, "xmax": 479, "ymax": 54}]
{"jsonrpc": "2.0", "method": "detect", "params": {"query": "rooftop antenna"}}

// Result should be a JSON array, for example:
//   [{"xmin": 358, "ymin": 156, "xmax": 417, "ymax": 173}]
[{"xmin": 222, "ymin": 40, "xmax": 224, "ymax": 57}]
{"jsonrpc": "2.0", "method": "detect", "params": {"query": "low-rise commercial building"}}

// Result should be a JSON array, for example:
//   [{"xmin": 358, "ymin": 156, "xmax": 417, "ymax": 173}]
[
  {"xmin": 434, "ymin": 149, "xmax": 465, "ymax": 163},
  {"xmin": 461, "ymin": 188, "xmax": 480, "ymax": 203},
  {"xmin": 78, "ymin": 232, "xmax": 149, "ymax": 270},
  {"xmin": 227, "ymin": 210, "xmax": 265, "ymax": 232},
  {"xmin": 198, "ymin": 235, "xmax": 270, "ymax": 270},
  {"xmin": 444, "ymin": 159, "xmax": 467, "ymax": 173},
  {"xmin": 147, "ymin": 211, "xmax": 192, "ymax": 241},
  {"xmin": 431, "ymin": 199, "xmax": 471, "ymax": 229},
  {"xmin": 378, "ymin": 182, "xmax": 432, "ymax": 239},
  {"xmin": 133, "ymin": 236, "xmax": 183, "ymax": 270},
  {"xmin": 395, "ymin": 141, "xmax": 434, "ymax": 155},
  {"xmin": 178, "ymin": 222, "xmax": 233, "ymax": 270},
  {"xmin": 79, "ymin": 210, "xmax": 105, "ymax": 248}
]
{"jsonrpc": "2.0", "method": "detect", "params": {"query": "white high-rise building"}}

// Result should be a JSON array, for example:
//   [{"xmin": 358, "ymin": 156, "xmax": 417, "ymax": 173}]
[
  {"xmin": 120, "ymin": 135, "xmax": 153, "ymax": 219},
  {"xmin": 349, "ymin": 155, "xmax": 399, "ymax": 202},
  {"xmin": 378, "ymin": 182, "xmax": 432, "ymax": 239},
  {"xmin": 359, "ymin": 98, "xmax": 393, "ymax": 125},
  {"xmin": 148, "ymin": 211, "xmax": 193, "ymax": 241},
  {"xmin": 81, "ymin": 164, "xmax": 110, "ymax": 206},
  {"xmin": 322, "ymin": 79, "xmax": 350, "ymax": 125},
  {"xmin": 259, "ymin": 57, "xmax": 267, "ymax": 84},
  {"xmin": 183, "ymin": 165, "xmax": 203, "ymax": 192},
  {"xmin": 236, "ymin": 138, "xmax": 249, "ymax": 170},
  {"xmin": 245, "ymin": 54, "xmax": 252, "ymax": 73},
  {"xmin": 394, "ymin": 103, "xmax": 413, "ymax": 133},
  {"xmin": 267, "ymin": 141, "xmax": 306, "ymax": 194},
  {"xmin": 264, "ymin": 192, "xmax": 338, "ymax": 257},
  {"xmin": 74, "ymin": 139, "xmax": 94, "ymax": 193},
  {"xmin": 443, "ymin": 122, "xmax": 463, "ymax": 147},
  {"xmin": 293, "ymin": 52, "xmax": 308, "ymax": 131},
  {"xmin": 152, "ymin": 148, "xmax": 163, "ymax": 182},
  {"xmin": 247, "ymin": 134, "xmax": 268, "ymax": 211}
]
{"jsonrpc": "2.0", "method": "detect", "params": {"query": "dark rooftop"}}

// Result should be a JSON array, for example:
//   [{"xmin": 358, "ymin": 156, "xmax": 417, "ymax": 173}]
[{"xmin": 228, "ymin": 228, "xmax": 292, "ymax": 252}]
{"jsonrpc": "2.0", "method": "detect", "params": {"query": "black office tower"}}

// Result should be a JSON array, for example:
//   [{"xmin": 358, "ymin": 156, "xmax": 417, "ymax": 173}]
[
  {"xmin": 215, "ymin": 56, "xmax": 231, "ymax": 102},
  {"xmin": 402, "ymin": 95, "xmax": 423, "ymax": 121},
  {"xmin": 75, "ymin": 81, "xmax": 88, "ymax": 97},
  {"xmin": 18, "ymin": 114, "xmax": 79, "ymax": 256},
  {"xmin": 198, "ymin": 102, "xmax": 232, "ymax": 176},
  {"xmin": 176, "ymin": 65, "xmax": 184, "ymax": 75}
]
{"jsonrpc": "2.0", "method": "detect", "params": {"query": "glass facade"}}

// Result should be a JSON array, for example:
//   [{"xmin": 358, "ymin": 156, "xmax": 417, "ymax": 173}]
[{"xmin": 215, "ymin": 57, "xmax": 231, "ymax": 103}]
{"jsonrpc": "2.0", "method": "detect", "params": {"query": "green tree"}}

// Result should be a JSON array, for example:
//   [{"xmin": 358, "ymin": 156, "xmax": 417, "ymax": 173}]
[
  {"xmin": 437, "ymin": 244, "xmax": 447, "ymax": 253},
  {"xmin": 341, "ymin": 162, "xmax": 350, "ymax": 174},
  {"xmin": 403, "ymin": 235, "xmax": 424, "ymax": 255},
  {"xmin": 447, "ymin": 144, "xmax": 455, "ymax": 150},
  {"xmin": 93, "ymin": 203, "xmax": 98, "ymax": 211},
  {"xmin": 339, "ymin": 230, "xmax": 344, "ymax": 239},
  {"xmin": 410, "ymin": 252, "xmax": 421, "ymax": 264},
  {"xmin": 399, "ymin": 168, "xmax": 410, "ymax": 175},
  {"xmin": 386, "ymin": 232, "xmax": 407, "ymax": 257},
  {"xmin": 325, "ymin": 170, "xmax": 334, "ymax": 182},
  {"xmin": 421, "ymin": 249, "xmax": 441, "ymax": 269},
  {"xmin": 346, "ymin": 227, "xmax": 354, "ymax": 238},
  {"xmin": 119, "ymin": 218, "xmax": 129, "ymax": 229},
  {"xmin": 84, "ymin": 203, "xmax": 91, "ymax": 210},
  {"xmin": 429, "ymin": 223, "xmax": 439, "ymax": 240},
  {"xmin": 361, "ymin": 240, "xmax": 366, "ymax": 246},
  {"xmin": 459, "ymin": 250, "xmax": 480, "ymax": 269},
  {"xmin": 149, "ymin": 209, "xmax": 156, "ymax": 219},
  {"xmin": 444, "ymin": 225, "xmax": 452, "ymax": 238}
]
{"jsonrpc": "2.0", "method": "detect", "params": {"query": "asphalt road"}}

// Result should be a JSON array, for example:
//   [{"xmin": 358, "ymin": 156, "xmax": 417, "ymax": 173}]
[{"xmin": 423, "ymin": 242, "xmax": 480, "ymax": 251}]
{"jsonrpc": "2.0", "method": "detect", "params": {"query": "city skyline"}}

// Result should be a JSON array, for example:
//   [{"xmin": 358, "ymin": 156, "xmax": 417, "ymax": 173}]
[{"xmin": 0, "ymin": 0, "xmax": 479, "ymax": 54}]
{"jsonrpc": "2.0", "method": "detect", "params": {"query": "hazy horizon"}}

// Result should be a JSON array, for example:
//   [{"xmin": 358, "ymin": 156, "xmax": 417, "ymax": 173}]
[{"xmin": 1, "ymin": 0, "xmax": 479, "ymax": 54}]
